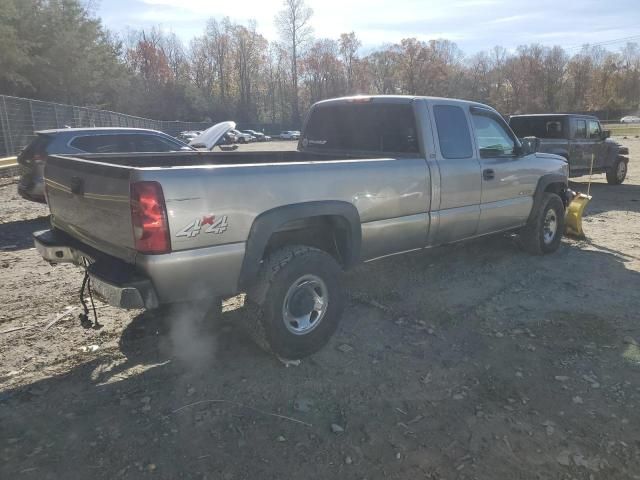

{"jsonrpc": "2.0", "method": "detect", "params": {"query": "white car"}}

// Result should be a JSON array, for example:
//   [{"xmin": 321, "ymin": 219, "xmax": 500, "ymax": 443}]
[
  {"xmin": 620, "ymin": 116, "xmax": 640, "ymax": 124},
  {"xmin": 279, "ymin": 130, "xmax": 300, "ymax": 140},
  {"xmin": 231, "ymin": 129, "xmax": 255, "ymax": 143}
]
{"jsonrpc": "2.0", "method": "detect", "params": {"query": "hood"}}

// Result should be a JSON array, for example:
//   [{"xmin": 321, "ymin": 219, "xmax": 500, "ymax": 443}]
[
  {"xmin": 535, "ymin": 152, "xmax": 568, "ymax": 162},
  {"xmin": 189, "ymin": 121, "xmax": 236, "ymax": 149},
  {"xmin": 605, "ymin": 138, "xmax": 629, "ymax": 154}
]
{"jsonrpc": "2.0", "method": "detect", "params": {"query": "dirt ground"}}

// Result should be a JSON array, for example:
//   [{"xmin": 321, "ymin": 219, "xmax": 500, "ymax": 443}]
[{"xmin": 1, "ymin": 139, "xmax": 639, "ymax": 480}]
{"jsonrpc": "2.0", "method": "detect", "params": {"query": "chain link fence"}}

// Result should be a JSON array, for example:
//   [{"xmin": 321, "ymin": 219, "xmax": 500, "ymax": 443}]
[{"xmin": 0, "ymin": 95, "xmax": 211, "ymax": 157}]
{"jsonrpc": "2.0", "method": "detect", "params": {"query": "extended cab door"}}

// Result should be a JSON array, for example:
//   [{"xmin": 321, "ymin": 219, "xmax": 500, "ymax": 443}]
[
  {"xmin": 470, "ymin": 108, "xmax": 535, "ymax": 235},
  {"xmin": 429, "ymin": 102, "xmax": 482, "ymax": 244}
]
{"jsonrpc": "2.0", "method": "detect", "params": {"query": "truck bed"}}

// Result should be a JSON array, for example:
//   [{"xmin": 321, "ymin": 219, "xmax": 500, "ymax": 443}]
[{"xmin": 44, "ymin": 149, "xmax": 429, "ymax": 270}]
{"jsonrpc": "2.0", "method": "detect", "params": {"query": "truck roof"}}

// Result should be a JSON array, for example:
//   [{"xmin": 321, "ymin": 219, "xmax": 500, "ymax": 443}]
[
  {"xmin": 313, "ymin": 95, "xmax": 498, "ymax": 112},
  {"xmin": 510, "ymin": 113, "xmax": 599, "ymax": 121}
]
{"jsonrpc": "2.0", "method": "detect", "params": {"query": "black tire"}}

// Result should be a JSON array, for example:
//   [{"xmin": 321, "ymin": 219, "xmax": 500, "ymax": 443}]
[
  {"xmin": 245, "ymin": 245, "xmax": 345, "ymax": 359},
  {"xmin": 519, "ymin": 192, "xmax": 565, "ymax": 255},
  {"xmin": 606, "ymin": 157, "xmax": 627, "ymax": 185}
]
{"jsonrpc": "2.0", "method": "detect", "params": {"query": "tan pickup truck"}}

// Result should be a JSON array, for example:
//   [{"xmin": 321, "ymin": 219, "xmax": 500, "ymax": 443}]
[{"xmin": 35, "ymin": 95, "xmax": 569, "ymax": 358}]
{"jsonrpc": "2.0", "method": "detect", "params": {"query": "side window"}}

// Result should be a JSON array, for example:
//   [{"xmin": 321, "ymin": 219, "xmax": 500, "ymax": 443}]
[
  {"xmin": 545, "ymin": 121, "xmax": 563, "ymax": 138},
  {"xmin": 433, "ymin": 105, "xmax": 473, "ymax": 159},
  {"xmin": 588, "ymin": 120, "xmax": 601, "ymax": 139},
  {"xmin": 471, "ymin": 113, "xmax": 515, "ymax": 157},
  {"xmin": 70, "ymin": 135, "xmax": 123, "ymax": 153},
  {"xmin": 131, "ymin": 135, "xmax": 181, "ymax": 152},
  {"xmin": 575, "ymin": 120, "xmax": 587, "ymax": 139}
]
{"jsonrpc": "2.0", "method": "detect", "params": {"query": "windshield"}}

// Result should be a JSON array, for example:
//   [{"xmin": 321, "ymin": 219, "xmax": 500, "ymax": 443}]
[
  {"xmin": 509, "ymin": 116, "xmax": 567, "ymax": 139},
  {"xmin": 303, "ymin": 102, "xmax": 419, "ymax": 154}
]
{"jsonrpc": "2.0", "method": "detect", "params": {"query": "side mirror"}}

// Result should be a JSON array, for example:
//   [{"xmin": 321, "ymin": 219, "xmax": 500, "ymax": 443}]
[
  {"xmin": 518, "ymin": 136, "xmax": 540, "ymax": 156},
  {"xmin": 602, "ymin": 130, "xmax": 611, "ymax": 139}
]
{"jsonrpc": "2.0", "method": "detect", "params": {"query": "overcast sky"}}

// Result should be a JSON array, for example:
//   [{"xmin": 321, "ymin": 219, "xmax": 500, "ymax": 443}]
[{"xmin": 97, "ymin": 0, "xmax": 640, "ymax": 54}]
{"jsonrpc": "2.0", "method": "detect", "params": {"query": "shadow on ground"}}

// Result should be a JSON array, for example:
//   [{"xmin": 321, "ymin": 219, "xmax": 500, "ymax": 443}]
[
  {"xmin": 570, "ymin": 180, "xmax": 640, "ymax": 215},
  {"xmin": 2, "ymin": 239, "xmax": 640, "ymax": 479},
  {"xmin": 0, "ymin": 216, "xmax": 49, "ymax": 251}
]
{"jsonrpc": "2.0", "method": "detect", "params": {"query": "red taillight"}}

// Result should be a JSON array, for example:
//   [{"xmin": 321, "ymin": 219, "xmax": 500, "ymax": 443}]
[{"xmin": 130, "ymin": 181, "xmax": 170, "ymax": 254}]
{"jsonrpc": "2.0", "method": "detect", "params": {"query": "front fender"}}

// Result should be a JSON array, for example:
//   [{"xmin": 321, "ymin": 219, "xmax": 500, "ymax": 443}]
[
  {"xmin": 603, "ymin": 142, "xmax": 620, "ymax": 168},
  {"xmin": 527, "ymin": 173, "xmax": 569, "ymax": 223}
]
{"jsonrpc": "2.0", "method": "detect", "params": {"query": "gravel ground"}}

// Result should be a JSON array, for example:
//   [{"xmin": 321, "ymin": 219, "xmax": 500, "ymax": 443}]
[{"xmin": 1, "ymin": 140, "xmax": 639, "ymax": 479}]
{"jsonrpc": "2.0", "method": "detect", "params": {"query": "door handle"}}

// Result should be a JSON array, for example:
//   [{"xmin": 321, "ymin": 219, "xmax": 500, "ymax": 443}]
[{"xmin": 483, "ymin": 169, "xmax": 495, "ymax": 181}]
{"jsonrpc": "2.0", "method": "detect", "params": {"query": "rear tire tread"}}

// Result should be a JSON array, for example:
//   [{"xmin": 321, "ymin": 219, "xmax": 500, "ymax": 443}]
[{"xmin": 243, "ymin": 245, "xmax": 344, "ymax": 359}]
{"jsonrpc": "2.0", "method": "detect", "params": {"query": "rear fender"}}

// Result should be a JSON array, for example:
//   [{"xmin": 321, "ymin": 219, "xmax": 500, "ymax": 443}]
[{"xmin": 238, "ymin": 201, "xmax": 361, "ymax": 289}]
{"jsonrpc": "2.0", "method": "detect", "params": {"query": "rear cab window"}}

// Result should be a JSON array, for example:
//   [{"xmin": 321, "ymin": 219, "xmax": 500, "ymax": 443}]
[
  {"xmin": 303, "ymin": 102, "xmax": 419, "ymax": 154},
  {"xmin": 509, "ymin": 116, "xmax": 567, "ymax": 139},
  {"xmin": 432, "ymin": 105, "xmax": 473, "ymax": 159}
]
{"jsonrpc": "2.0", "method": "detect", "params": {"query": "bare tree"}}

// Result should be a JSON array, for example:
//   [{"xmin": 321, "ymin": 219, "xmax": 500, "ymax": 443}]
[
  {"xmin": 206, "ymin": 18, "xmax": 232, "ymax": 103},
  {"xmin": 366, "ymin": 48, "xmax": 397, "ymax": 94},
  {"xmin": 339, "ymin": 32, "xmax": 361, "ymax": 93},
  {"xmin": 275, "ymin": 0, "xmax": 313, "ymax": 125},
  {"xmin": 232, "ymin": 21, "xmax": 268, "ymax": 122},
  {"xmin": 304, "ymin": 38, "xmax": 343, "ymax": 103},
  {"xmin": 162, "ymin": 32, "xmax": 187, "ymax": 81}
]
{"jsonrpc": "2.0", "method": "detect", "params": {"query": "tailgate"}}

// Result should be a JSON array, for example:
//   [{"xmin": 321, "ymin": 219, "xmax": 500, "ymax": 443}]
[{"xmin": 45, "ymin": 155, "xmax": 136, "ymax": 262}]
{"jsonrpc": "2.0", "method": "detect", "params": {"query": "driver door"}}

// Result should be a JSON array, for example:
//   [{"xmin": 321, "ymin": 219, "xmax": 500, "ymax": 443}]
[{"xmin": 471, "ymin": 108, "xmax": 535, "ymax": 235}]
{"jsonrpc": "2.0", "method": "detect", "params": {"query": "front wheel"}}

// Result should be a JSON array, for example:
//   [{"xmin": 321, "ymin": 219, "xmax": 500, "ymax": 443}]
[
  {"xmin": 245, "ymin": 245, "xmax": 345, "ymax": 359},
  {"xmin": 519, "ymin": 192, "xmax": 565, "ymax": 255},
  {"xmin": 606, "ymin": 157, "xmax": 627, "ymax": 185}
]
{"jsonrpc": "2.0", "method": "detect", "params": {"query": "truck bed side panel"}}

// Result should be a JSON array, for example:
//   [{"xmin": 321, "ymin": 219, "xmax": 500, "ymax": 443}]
[{"xmin": 134, "ymin": 157, "xmax": 431, "ymax": 260}]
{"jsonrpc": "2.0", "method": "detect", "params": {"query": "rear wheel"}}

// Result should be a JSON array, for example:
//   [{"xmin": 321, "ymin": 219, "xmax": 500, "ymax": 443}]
[
  {"xmin": 606, "ymin": 157, "xmax": 627, "ymax": 185},
  {"xmin": 245, "ymin": 245, "xmax": 345, "ymax": 359},
  {"xmin": 519, "ymin": 192, "xmax": 565, "ymax": 255}
]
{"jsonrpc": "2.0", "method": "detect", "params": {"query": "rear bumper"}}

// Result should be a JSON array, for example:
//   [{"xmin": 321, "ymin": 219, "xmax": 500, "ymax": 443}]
[
  {"xmin": 33, "ymin": 229, "xmax": 159, "ymax": 309},
  {"xmin": 33, "ymin": 228, "xmax": 246, "ymax": 308}
]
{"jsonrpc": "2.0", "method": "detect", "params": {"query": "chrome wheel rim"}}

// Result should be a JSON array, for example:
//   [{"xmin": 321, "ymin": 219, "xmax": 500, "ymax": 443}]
[
  {"xmin": 282, "ymin": 274, "xmax": 328, "ymax": 335},
  {"xmin": 543, "ymin": 209, "xmax": 557, "ymax": 245},
  {"xmin": 617, "ymin": 161, "xmax": 627, "ymax": 181}
]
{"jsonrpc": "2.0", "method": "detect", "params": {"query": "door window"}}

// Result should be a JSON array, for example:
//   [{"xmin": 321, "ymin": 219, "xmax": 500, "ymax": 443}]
[
  {"xmin": 575, "ymin": 120, "xmax": 587, "ymax": 139},
  {"xmin": 588, "ymin": 120, "xmax": 601, "ymax": 139},
  {"xmin": 70, "ymin": 135, "xmax": 125, "ymax": 153},
  {"xmin": 433, "ymin": 105, "xmax": 473, "ymax": 159},
  {"xmin": 471, "ymin": 113, "xmax": 515, "ymax": 157},
  {"xmin": 131, "ymin": 135, "xmax": 183, "ymax": 152}
]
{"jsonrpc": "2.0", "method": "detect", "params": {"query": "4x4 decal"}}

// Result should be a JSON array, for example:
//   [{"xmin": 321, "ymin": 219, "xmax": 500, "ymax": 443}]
[{"xmin": 176, "ymin": 215, "xmax": 228, "ymax": 238}]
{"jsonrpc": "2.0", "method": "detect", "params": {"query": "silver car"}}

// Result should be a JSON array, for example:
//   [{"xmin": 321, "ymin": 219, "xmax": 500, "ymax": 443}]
[{"xmin": 17, "ymin": 128, "xmax": 193, "ymax": 202}]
